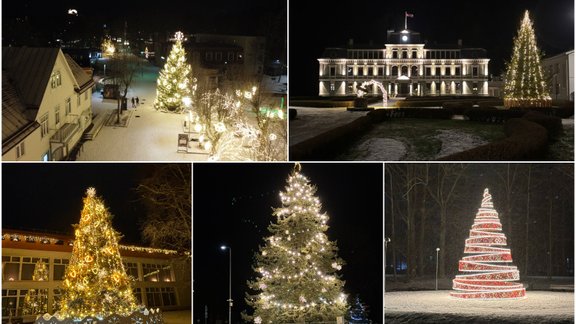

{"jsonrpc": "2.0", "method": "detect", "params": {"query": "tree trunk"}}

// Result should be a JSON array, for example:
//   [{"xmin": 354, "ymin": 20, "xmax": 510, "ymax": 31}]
[
  {"xmin": 417, "ymin": 166, "xmax": 428, "ymax": 276},
  {"xmin": 439, "ymin": 208, "xmax": 446, "ymax": 278},
  {"xmin": 387, "ymin": 167, "xmax": 397, "ymax": 280},
  {"xmin": 524, "ymin": 165, "xmax": 531, "ymax": 276},
  {"xmin": 548, "ymin": 195, "xmax": 553, "ymax": 279}
]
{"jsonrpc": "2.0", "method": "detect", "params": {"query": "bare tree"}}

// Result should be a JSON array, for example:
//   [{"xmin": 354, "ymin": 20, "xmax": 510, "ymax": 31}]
[
  {"xmin": 108, "ymin": 53, "xmax": 142, "ymax": 124},
  {"xmin": 136, "ymin": 164, "xmax": 191, "ymax": 253}
]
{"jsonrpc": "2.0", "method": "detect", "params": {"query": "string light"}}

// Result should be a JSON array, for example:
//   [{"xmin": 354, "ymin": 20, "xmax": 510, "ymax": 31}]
[{"xmin": 451, "ymin": 188, "xmax": 526, "ymax": 299}]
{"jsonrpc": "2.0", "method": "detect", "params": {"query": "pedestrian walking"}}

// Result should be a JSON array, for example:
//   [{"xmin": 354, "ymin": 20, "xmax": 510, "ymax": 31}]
[
  {"xmin": 131, "ymin": 97, "xmax": 135, "ymax": 108},
  {"xmin": 136, "ymin": 97, "xmax": 139, "ymax": 106}
]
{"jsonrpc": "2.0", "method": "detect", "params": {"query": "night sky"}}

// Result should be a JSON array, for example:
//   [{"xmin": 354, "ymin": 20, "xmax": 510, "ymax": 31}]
[
  {"xmin": 1, "ymin": 163, "xmax": 177, "ymax": 246},
  {"xmin": 289, "ymin": 0, "xmax": 574, "ymax": 96},
  {"xmin": 193, "ymin": 163, "xmax": 384, "ymax": 323}
]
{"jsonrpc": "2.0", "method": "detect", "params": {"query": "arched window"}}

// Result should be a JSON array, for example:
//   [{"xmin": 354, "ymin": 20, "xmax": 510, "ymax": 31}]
[
  {"xmin": 411, "ymin": 66, "xmax": 418, "ymax": 76},
  {"xmin": 401, "ymin": 66, "xmax": 408, "ymax": 76},
  {"xmin": 392, "ymin": 66, "xmax": 399, "ymax": 76},
  {"xmin": 411, "ymin": 50, "xmax": 417, "ymax": 58},
  {"xmin": 392, "ymin": 50, "xmax": 398, "ymax": 59},
  {"xmin": 402, "ymin": 51, "xmax": 408, "ymax": 59}
]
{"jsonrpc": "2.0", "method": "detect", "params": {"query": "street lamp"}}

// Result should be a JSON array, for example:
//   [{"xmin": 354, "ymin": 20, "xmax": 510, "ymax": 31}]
[
  {"xmin": 435, "ymin": 248, "xmax": 440, "ymax": 290},
  {"xmin": 384, "ymin": 237, "xmax": 391, "ymax": 274},
  {"xmin": 220, "ymin": 245, "xmax": 232, "ymax": 324}
]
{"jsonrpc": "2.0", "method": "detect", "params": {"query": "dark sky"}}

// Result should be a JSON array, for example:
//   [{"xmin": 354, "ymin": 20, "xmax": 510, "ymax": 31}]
[
  {"xmin": 2, "ymin": 0, "xmax": 286, "ymax": 37},
  {"xmin": 1, "ymin": 163, "xmax": 172, "ymax": 245},
  {"xmin": 289, "ymin": 0, "xmax": 574, "ymax": 96},
  {"xmin": 193, "ymin": 163, "xmax": 384, "ymax": 323}
]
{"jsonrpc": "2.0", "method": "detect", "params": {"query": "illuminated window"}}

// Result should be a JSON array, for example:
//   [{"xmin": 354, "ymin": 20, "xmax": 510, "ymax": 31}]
[
  {"xmin": 123, "ymin": 262, "xmax": 139, "ymax": 281},
  {"xmin": 133, "ymin": 288, "xmax": 143, "ymax": 304},
  {"xmin": 50, "ymin": 71, "xmax": 62, "ymax": 89},
  {"xmin": 142, "ymin": 263, "xmax": 172, "ymax": 282},
  {"xmin": 330, "ymin": 83, "xmax": 335, "ymax": 91},
  {"xmin": 21, "ymin": 257, "xmax": 49, "ymax": 280},
  {"xmin": 145, "ymin": 287, "xmax": 176, "ymax": 307}
]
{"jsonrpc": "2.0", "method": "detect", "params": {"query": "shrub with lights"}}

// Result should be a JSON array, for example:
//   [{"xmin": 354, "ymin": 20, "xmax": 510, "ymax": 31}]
[
  {"xmin": 36, "ymin": 188, "xmax": 163, "ymax": 323},
  {"xmin": 503, "ymin": 10, "xmax": 551, "ymax": 108},
  {"xmin": 451, "ymin": 188, "xmax": 526, "ymax": 299},
  {"xmin": 245, "ymin": 164, "xmax": 347, "ymax": 323},
  {"xmin": 154, "ymin": 31, "xmax": 192, "ymax": 113}
]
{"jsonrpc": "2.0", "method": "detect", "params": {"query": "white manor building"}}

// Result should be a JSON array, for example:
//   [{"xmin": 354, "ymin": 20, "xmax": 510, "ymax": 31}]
[{"xmin": 318, "ymin": 29, "xmax": 490, "ymax": 97}]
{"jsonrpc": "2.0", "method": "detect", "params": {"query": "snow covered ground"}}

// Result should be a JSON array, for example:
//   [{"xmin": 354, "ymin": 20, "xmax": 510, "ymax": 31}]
[
  {"xmin": 78, "ymin": 61, "xmax": 209, "ymax": 161},
  {"xmin": 385, "ymin": 291, "xmax": 574, "ymax": 323},
  {"xmin": 162, "ymin": 310, "xmax": 191, "ymax": 324}
]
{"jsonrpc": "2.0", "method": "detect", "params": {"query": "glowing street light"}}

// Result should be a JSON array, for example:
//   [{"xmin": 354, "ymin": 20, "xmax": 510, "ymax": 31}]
[{"xmin": 220, "ymin": 245, "xmax": 232, "ymax": 324}]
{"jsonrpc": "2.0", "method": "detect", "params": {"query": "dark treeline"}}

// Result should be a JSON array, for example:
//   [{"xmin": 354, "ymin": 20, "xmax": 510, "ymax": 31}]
[{"xmin": 385, "ymin": 163, "xmax": 574, "ymax": 279}]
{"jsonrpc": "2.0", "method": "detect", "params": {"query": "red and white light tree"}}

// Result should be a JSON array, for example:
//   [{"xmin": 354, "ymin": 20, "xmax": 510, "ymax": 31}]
[{"xmin": 451, "ymin": 188, "xmax": 526, "ymax": 299}]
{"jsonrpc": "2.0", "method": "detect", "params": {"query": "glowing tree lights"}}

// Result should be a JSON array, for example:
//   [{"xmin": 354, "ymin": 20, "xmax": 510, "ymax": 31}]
[
  {"xmin": 22, "ymin": 260, "xmax": 49, "ymax": 315},
  {"xmin": 451, "ymin": 188, "xmax": 526, "ymax": 299},
  {"xmin": 503, "ymin": 10, "xmax": 551, "ymax": 108},
  {"xmin": 154, "ymin": 31, "xmax": 192, "ymax": 113},
  {"xmin": 58, "ymin": 187, "xmax": 138, "ymax": 319},
  {"xmin": 245, "ymin": 164, "xmax": 347, "ymax": 323}
]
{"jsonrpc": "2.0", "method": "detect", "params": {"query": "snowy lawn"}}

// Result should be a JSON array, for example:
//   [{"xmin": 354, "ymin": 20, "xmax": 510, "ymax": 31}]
[
  {"xmin": 386, "ymin": 290, "xmax": 574, "ymax": 323},
  {"xmin": 547, "ymin": 118, "xmax": 574, "ymax": 161},
  {"xmin": 162, "ymin": 310, "xmax": 191, "ymax": 324},
  {"xmin": 337, "ymin": 118, "xmax": 505, "ymax": 161}
]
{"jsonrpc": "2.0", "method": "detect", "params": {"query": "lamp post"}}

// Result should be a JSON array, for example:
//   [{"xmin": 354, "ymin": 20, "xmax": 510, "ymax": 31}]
[
  {"xmin": 384, "ymin": 237, "xmax": 391, "ymax": 274},
  {"xmin": 435, "ymin": 248, "xmax": 440, "ymax": 290},
  {"xmin": 220, "ymin": 245, "xmax": 232, "ymax": 324}
]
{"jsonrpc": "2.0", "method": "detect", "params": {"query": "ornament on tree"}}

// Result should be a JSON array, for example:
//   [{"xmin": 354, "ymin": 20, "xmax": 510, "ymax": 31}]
[
  {"xmin": 246, "ymin": 164, "xmax": 347, "ymax": 323},
  {"xmin": 503, "ymin": 10, "xmax": 551, "ymax": 108},
  {"xmin": 154, "ymin": 30, "xmax": 192, "ymax": 113},
  {"xmin": 451, "ymin": 188, "xmax": 526, "ymax": 299},
  {"xmin": 58, "ymin": 187, "xmax": 138, "ymax": 319}
]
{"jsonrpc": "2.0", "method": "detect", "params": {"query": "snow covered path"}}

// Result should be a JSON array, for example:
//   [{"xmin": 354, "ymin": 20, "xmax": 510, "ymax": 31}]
[
  {"xmin": 77, "ymin": 60, "xmax": 209, "ymax": 161},
  {"xmin": 386, "ymin": 291, "xmax": 574, "ymax": 323}
]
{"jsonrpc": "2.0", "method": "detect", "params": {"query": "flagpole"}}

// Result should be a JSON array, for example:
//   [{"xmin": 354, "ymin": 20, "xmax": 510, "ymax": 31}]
[{"xmin": 404, "ymin": 12, "xmax": 407, "ymax": 29}]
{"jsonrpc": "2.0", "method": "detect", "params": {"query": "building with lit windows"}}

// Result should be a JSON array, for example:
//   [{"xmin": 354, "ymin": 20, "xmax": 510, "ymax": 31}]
[
  {"xmin": 542, "ymin": 50, "xmax": 574, "ymax": 101},
  {"xmin": 318, "ymin": 29, "xmax": 490, "ymax": 97},
  {"xmin": 2, "ymin": 47, "xmax": 94, "ymax": 161},
  {"xmin": 1, "ymin": 229, "xmax": 190, "ymax": 322}
]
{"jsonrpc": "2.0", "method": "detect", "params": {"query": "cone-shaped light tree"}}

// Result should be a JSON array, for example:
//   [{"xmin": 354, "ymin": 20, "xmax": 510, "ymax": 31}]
[
  {"xmin": 22, "ymin": 260, "xmax": 49, "ymax": 315},
  {"xmin": 503, "ymin": 10, "xmax": 551, "ymax": 108},
  {"xmin": 58, "ymin": 188, "xmax": 138, "ymax": 319},
  {"xmin": 246, "ymin": 164, "xmax": 347, "ymax": 323},
  {"xmin": 451, "ymin": 188, "xmax": 526, "ymax": 299},
  {"xmin": 154, "ymin": 31, "xmax": 192, "ymax": 113}
]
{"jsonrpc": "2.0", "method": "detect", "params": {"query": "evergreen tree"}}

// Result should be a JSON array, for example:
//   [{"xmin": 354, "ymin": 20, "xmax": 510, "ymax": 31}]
[
  {"xmin": 451, "ymin": 188, "xmax": 525, "ymax": 299},
  {"xmin": 246, "ymin": 164, "xmax": 347, "ymax": 323},
  {"xmin": 22, "ymin": 260, "xmax": 49, "ymax": 315},
  {"xmin": 347, "ymin": 295, "xmax": 371, "ymax": 323},
  {"xmin": 59, "ymin": 188, "xmax": 138, "ymax": 319},
  {"xmin": 504, "ymin": 10, "xmax": 551, "ymax": 108},
  {"xmin": 154, "ymin": 31, "xmax": 192, "ymax": 112}
]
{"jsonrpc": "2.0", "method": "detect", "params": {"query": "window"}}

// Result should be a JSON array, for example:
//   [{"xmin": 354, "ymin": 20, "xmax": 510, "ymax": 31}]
[
  {"xmin": 330, "ymin": 67, "xmax": 336, "ymax": 76},
  {"xmin": 402, "ymin": 51, "xmax": 408, "ymax": 59},
  {"xmin": 215, "ymin": 52, "xmax": 222, "ymax": 61},
  {"xmin": 455, "ymin": 67, "xmax": 461, "ymax": 76},
  {"xmin": 347, "ymin": 67, "xmax": 353, "ymax": 76},
  {"xmin": 3, "ymin": 262, "xmax": 20, "ymax": 281},
  {"xmin": 205, "ymin": 52, "xmax": 213, "ymax": 61},
  {"xmin": 435, "ymin": 67, "xmax": 441, "ymax": 77},
  {"xmin": 53, "ymin": 259, "xmax": 69, "ymax": 280},
  {"xmin": 330, "ymin": 83, "xmax": 335, "ymax": 91},
  {"xmin": 472, "ymin": 67, "xmax": 478, "ymax": 76},
  {"xmin": 445, "ymin": 67, "xmax": 450, "ymax": 76},
  {"xmin": 378, "ymin": 67, "xmax": 384, "ymax": 76},
  {"xmin": 66, "ymin": 98, "xmax": 71, "ymax": 115},
  {"xmin": 411, "ymin": 51, "xmax": 417, "ymax": 59},
  {"xmin": 425, "ymin": 67, "xmax": 431, "ymax": 76},
  {"xmin": 52, "ymin": 288, "xmax": 63, "ymax": 312},
  {"xmin": 84, "ymin": 90, "xmax": 88, "ymax": 101},
  {"xmin": 368, "ymin": 67, "xmax": 373, "ymax": 76},
  {"xmin": 21, "ymin": 257, "xmax": 49, "ymax": 280},
  {"xmin": 16, "ymin": 142, "xmax": 25, "ymax": 159},
  {"xmin": 55, "ymin": 106, "xmax": 60, "ymax": 126},
  {"xmin": 227, "ymin": 52, "xmax": 235, "ymax": 61},
  {"xmin": 391, "ymin": 66, "xmax": 398, "ymax": 76},
  {"xmin": 124, "ymin": 262, "xmax": 139, "ymax": 281},
  {"xmin": 401, "ymin": 66, "xmax": 408, "ymax": 76},
  {"xmin": 142, "ymin": 263, "xmax": 172, "ymax": 282},
  {"xmin": 40, "ymin": 114, "xmax": 49, "ymax": 138},
  {"xmin": 77, "ymin": 94, "xmax": 81, "ymax": 107},
  {"xmin": 392, "ymin": 51, "xmax": 398, "ymax": 59},
  {"xmin": 50, "ymin": 71, "xmax": 62, "ymax": 89},
  {"xmin": 133, "ymin": 288, "xmax": 143, "ymax": 304},
  {"xmin": 145, "ymin": 287, "xmax": 176, "ymax": 307}
]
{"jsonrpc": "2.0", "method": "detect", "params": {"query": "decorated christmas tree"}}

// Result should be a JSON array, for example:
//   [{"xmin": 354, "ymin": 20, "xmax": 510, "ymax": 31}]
[
  {"xmin": 22, "ymin": 260, "xmax": 49, "ymax": 315},
  {"xmin": 246, "ymin": 164, "xmax": 347, "ymax": 323},
  {"xmin": 154, "ymin": 31, "xmax": 192, "ymax": 113},
  {"xmin": 347, "ymin": 295, "xmax": 371, "ymax": 323},
  {"xmin": 503, "ymin": 10, "xmax": 551, "ymax": 108},
  {"xmin": 58, "ymin": 188, "xmax": 138, "ymax": 319},
  {"xmin": 451, "ymin": 188, "xmax": 526, "ymax": 299}
]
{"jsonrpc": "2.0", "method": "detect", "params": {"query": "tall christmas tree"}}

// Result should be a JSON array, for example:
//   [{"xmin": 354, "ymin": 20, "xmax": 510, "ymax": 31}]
[
  {"xmin": 451, "ymin": 188, "xmax": 526, "ymax": 299},
  {"xmin": 246, "ymin": 164, "xmax": 347, "ymax": 323},
  {"xmin": 154, "ymin": 31, "xmax": 192, "ymax": 113},
  {"xmin": 58, "ymin": 188, "xmax": 138, "ymax": 319},
  {"xmin": 503, "ymin": 10, "xmax": 551, "ymax": 108},
  {"xmin": 22, "ymin": 260, "xmax": 49, "ymax": 315}
]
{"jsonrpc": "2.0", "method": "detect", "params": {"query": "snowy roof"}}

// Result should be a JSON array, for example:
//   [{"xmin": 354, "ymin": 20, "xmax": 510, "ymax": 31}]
[
  {"xmin": 2, "ymin": 47, "xmax": 60, "ymax": 109},
  {"xmin": 64, "ymin": 53, "xmax": 95, "ymax": 92},
  {"xmin": 261, "ymin": 74, "xmax": 287, "ymax": 95},
  {"xmin": 2, "ymin": 75, "xmax": 40, "ymax": 154}
]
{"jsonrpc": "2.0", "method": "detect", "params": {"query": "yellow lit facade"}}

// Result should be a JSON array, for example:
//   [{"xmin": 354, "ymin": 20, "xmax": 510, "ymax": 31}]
[{"xmin": 318, "ymin": 30, "xmax": 490, "ymax": 97}]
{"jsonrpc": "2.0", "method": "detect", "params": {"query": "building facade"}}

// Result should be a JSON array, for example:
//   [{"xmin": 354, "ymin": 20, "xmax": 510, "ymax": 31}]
[
  {"xmin": 318, "ymin": 30, "xmax": 490, "ymax": 97},
  {"xmin": 542, "ymin": 50, "xmax": 574, "ymax": 101},
  {"xmin": 2, "ymin": 48, "xmax": 94, "ymax": 161},
  {"xmin": 2, "ymin": 230, "xmax": 190, "ymax": 322}
]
